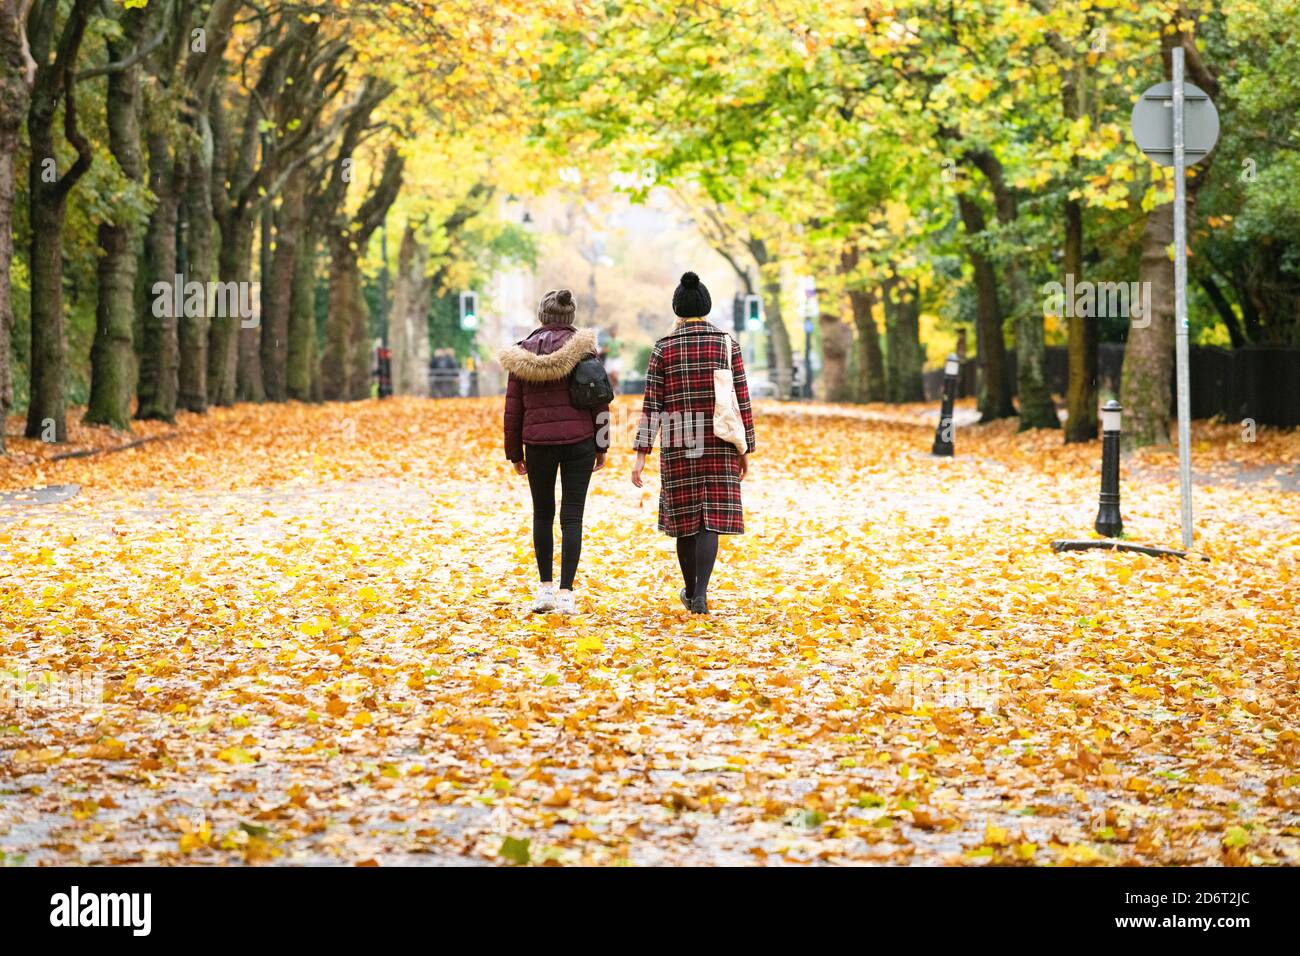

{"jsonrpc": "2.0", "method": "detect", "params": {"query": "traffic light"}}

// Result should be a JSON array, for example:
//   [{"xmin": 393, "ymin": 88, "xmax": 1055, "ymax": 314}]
[
  {"xmin": 732, "ymin": 294, "xmax": 744, "ymax": 334},
  {"xmin": 744, "ymin": 294, "xmax": 763, "ymax": 331},
  {"xmin": 459, "ymin": 290, "xmax": 478, "ymax": 331}
]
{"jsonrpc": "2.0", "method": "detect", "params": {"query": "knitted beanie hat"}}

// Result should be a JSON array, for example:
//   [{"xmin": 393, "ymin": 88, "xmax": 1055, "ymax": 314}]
[
  {"xmin": 672, "ymin": 271, "xmax": 712, "ymax": 318},
  {"xmin": 538, "ymin": 289, "xmax": 576, "ymax": 324}
]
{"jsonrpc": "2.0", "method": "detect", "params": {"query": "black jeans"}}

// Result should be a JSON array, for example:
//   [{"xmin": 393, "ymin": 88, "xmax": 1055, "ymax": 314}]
[{"xmin": 525, "ymin": 438, "xmax": 596, "ymax": 590}]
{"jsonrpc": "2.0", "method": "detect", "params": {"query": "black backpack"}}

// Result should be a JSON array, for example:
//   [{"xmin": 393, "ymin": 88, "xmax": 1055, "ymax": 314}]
[{"xmin": 570, "ymin": 355, "xmax": 614, "ymax": 408}]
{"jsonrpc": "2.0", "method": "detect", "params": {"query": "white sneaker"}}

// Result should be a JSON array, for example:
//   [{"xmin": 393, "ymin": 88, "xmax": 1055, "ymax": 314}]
[
  {"xmin": 555, "ymin": 590, "xmax": 577, "ymax": 615},
  {"xmin": 530, "ymin": 582, "xmax": 556, "ymax": 613}
]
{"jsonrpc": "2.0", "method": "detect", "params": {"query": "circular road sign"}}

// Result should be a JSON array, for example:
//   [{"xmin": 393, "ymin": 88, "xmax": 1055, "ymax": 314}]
[{"xmin": 1131, "ymin": 80, "xmax": 1220, "ymax": 167}]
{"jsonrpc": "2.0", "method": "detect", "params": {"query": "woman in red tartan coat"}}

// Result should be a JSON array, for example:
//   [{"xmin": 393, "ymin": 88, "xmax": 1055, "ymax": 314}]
[{"xmin": 632, "ymin": 273, "xmax": 756, "ymax": 615}]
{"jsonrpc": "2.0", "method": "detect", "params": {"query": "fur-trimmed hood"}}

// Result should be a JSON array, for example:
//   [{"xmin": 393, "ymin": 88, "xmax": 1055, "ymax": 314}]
[{"xmin": 498, "ymin": 326, "xmax": 598, "ymax": 383}]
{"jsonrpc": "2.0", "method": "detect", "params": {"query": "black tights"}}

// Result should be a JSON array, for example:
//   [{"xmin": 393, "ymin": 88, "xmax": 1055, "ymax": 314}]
[
  {"xmin": 675, "ymin": 530, "xmax": 719, "ymax": 600},
  {"xmin": 525, "ymin": 439, "xmax": 595, "ymax": 590}
]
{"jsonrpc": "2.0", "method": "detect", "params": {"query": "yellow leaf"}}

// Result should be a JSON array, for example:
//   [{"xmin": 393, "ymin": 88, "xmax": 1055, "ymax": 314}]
[{"xmin": 217, "ymin": 746, "xmax": 257, "ymax": 765}]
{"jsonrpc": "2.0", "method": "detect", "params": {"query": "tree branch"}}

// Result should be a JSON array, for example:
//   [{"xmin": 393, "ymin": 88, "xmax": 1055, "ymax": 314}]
[
  {"xmin": 49, "ymin": 0, "xmax": 96, "ymax": 197},
  {"xmin": 17, "ymin": 0, "xmax": 37, "ymax": 86},
  {"xmin": 76, "ymin": 3, "xmax": 168, "ymax": 82}
]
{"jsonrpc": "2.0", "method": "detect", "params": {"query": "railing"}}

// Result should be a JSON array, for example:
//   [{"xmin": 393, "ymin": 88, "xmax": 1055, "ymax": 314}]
[
  {"xmin": 428, "ymin": 369, "xmax": 477, "ymax": 398},
  {"xmin": 921, "ymin": 345, "xmax": 1300, "ymax": 425}
]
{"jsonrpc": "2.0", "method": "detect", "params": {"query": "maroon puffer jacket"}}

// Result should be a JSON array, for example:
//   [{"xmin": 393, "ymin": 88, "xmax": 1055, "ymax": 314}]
[{"xmin": 500, "ymin": 324, "xmax": 611, "ymax": 462}]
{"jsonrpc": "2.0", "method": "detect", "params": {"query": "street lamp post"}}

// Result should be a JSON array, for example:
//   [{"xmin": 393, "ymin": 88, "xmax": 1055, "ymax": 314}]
[
  {"xmin": 1095, "ymin": 400, "xmax": 1124, "ymax": 537},
  {"xmin": 932, "ymin": 353, "xmax": 959, "ymax": 457},
  {"xmin": 802, "ymin": 281, "xmax": 818, "ymax": 399}
]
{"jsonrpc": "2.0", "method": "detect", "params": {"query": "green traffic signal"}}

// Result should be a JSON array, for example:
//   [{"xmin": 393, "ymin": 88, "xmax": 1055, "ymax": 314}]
[{"xmin": 459, "ymin": 291, "xmax": 479, "ymax": 330}]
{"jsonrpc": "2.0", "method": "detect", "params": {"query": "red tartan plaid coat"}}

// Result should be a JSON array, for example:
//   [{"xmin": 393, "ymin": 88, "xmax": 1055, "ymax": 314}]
[{"xmin": 634, "ymin": 320, "xmax": 757, "ymax": 536}]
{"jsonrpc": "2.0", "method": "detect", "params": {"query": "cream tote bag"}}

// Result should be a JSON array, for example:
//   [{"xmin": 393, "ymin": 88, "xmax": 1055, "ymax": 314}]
[{"xmin": 713, "ymin": 365, "xmax": 748, "ymax": 455}]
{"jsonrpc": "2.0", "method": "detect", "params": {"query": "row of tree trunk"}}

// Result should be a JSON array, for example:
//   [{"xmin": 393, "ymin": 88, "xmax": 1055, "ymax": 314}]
[
  {"xmin": 0, "ymin": 2, "xmax": 408, "ymax": 452},
  {"xmin": 0, "ymin": 0, "xmax": 30, "ymax": 453}
]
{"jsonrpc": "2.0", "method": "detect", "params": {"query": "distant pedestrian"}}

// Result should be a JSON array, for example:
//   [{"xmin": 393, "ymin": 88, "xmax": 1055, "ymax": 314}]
[
  {"xmin": 501, "ymin": 289, "xmax": 610, "ymax": 615},
  {"xmin": 632, "ymin": 272, "xmax": 756, "ymax": 614},
  {"xmin": 431, "ymin": 349, "xmax": 457, "ymax": 397}
]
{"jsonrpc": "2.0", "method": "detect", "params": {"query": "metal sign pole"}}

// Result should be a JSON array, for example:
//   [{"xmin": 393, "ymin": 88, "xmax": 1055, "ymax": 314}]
[
  {"xmin": 1172, "ymin": 48, "xmax": 1194, "ymax": 550},
  {"xmin": 1130, "ymin": 59, "xmax": 1217, "ymax": 553}
]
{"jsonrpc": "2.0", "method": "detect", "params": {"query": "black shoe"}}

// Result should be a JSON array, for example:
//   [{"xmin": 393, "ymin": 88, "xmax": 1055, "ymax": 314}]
[
  {"xmin": 679, "ymin": 588, "xmax": 692, "ymax": 611},
  {"xmin": 690, "ymin": 595, "xmax": 709, "ymax": 615}
]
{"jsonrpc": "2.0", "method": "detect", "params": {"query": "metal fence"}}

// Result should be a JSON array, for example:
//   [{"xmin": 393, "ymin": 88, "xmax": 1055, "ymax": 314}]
[
  {"xmin": 923, "ymin": 345, "xmax": 1300, "ymax": 426},
  {"xmin": 428, "ymin": 369, "xmax": 477, "ymax": 398}
]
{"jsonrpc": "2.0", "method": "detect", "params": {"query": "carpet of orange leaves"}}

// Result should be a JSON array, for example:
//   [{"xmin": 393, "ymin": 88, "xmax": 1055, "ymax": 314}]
[{"xmin": 0, "ymin": 397, "xmax": 1297, "ymax": 865}]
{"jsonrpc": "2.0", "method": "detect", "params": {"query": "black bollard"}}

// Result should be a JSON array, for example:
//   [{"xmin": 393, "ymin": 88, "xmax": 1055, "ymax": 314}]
[
  {"xmin": 375, "ymin": 347, "xmax": 393, "ymax": 399},
  {"xmin": 1095, "ymin": 400, "xmax": 1123, "ymax": 537},
  {"xmin": 931, "ymin": 353, "xmax": 959, "ymax": 456}
]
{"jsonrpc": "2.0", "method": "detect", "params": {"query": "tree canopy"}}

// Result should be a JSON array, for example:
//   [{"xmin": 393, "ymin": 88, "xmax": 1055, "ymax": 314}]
[{"xmin": 1, "ymin": 0, "xmax": 1297, "ymax": 451}]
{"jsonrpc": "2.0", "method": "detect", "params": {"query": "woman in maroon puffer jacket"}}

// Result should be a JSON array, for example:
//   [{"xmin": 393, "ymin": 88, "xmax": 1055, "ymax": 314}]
[{"xmin": 500, "ymin": 289, "xmax": 610, "ymax": 615}]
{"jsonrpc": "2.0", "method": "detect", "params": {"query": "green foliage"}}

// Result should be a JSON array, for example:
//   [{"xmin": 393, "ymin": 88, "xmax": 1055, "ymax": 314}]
[
  {"xmin": 6, "ymin": 0, "xmax": 1300, "ymax": 430},
  {"xmin": 530, "ymin": 0, "xmax": 1300, "ymax": 352},
  {"xmin": 1192, "ymin": 1, "xmax": 1300, "ymax": 345},
  {"xmin": 480, "ymin": 222, "xmax": 539, "ymax": 273}
]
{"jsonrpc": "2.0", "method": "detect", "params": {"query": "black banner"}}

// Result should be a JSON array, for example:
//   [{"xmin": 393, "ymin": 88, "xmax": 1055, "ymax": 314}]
[{"xmin": 0, "ymin": 865, "xmax": 1287, "ymax": 943}]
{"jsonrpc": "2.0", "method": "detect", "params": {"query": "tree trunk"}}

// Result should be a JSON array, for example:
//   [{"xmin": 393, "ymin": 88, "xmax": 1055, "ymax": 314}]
[
  {"xmin": 136, "ymin": 115, "xmax": 183, "ymax": 422},
  {"xmin": 818, "ymin": 314, "xmax": 852, "ymax": 402},
  {"xmin": 883, "ymin": 277, "xmax": 925, "ymax": 403},
  {"xmin": 209, "ymin": 211, "xmax": 254, "ymax": 406},
  {"xmin": 1057, "ymin": 55, "xmax": 1098, "ymax": 443},
  {"xmin": 323, "ymin": 235, "xmax": 357, "ymax": 401},
  {"xmin": 1008, "ymin": 286, "xmax": 1060, "ymax": 431},
  {"xmin": 1231, "ymin": 259, "xmax": 1263, "ymax": 344},
  {"xmin": 0, "ymin": 0, "xmax": 30, "ymax": 452},
  {"xmin": 901, "ymin": 293, "xmax": 925, "ymax": 402},
  {"xmin": 1121, "ymin": 201, "xmax": 1175, "ymax": 448},
  {"xmin": 1002, "ymin": 227, "xmax": 1058, "ymax": 431},
  {"xmin": 236, "ymin": 231, "xmax": 265, "ymax": 403},
  {"xmin": 178, "ymin": 142, "xmax": 213, "ymax": 412},
  {"xmin": 841, "ymin": 247, "xmax": 885, "ymax": 403},
  {"xmin": 87, "ymin": 15, "xmax": 146, "ymax": 430},
  {"xmin": 87, "ymin": 224, "xmax": 137, "ymax": 429},
  {"xmin": 208, "ymin": 47, "xmax": 271, "ymax": 407},
  {"xmin": 956, "ymin": 194, "xmax": 1015, "ymax": 421},
  {"xmin": 0, "ymin": 122, "xmax": 14, "ymax": 451},
  {"xmin": 819, "ymin": 253, "xmax": 852, "ymax": 403},
  {"xmin": 967, "ymin": 149, "xmax": 1058, "ymax": 430},
  {"xmin": 1201, "ymin": 276, "xmax": 1245, "ymax": 348},
  {"xmin": 884, "ymin": 279, "xmax": 900, "ymax": 399},
  {"xmin": 24, "ymin": 0, "xmax": 96, "ymax": 441},
  {"xmin": 322, "ymin": 147, "xmax": 403, "ymax": 401},
  {"xmin": 167, "ymin": 0, "xmax": 241, "ymax": 412},
  {"xmin": 388, "ymin": 228, "xmax": 411, "ymax": 396},
  {"xmin": 346, "ymin": 260, "xmax": 372, "ymax": 400},
  {"xmin": 389, "ymin": 223, "xmax": 431, "ymax": 396},
  {"xmin": 847, "ymin": 287, "xmax": 886, "ymax": 402},
  {"xmin": 1062, "ymin": 194, "xmax": 1097, "ymax": 442},
  {"xmin": 26, "ymin": 179, "xmax": 67, "ymax": 439},
  {"xmin": 286, "ymin": 225, "xmax": 317, "ymax": 401},
  {"xmin": 261, "ymin": 170, "xmax": 305, "ymax": 402}
]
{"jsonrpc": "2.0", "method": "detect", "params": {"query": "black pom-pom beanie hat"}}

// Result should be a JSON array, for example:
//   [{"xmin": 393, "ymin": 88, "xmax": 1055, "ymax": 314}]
[{"xmin": 672, "ymin": 271, "xmax": 712, "ymax": 318}]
